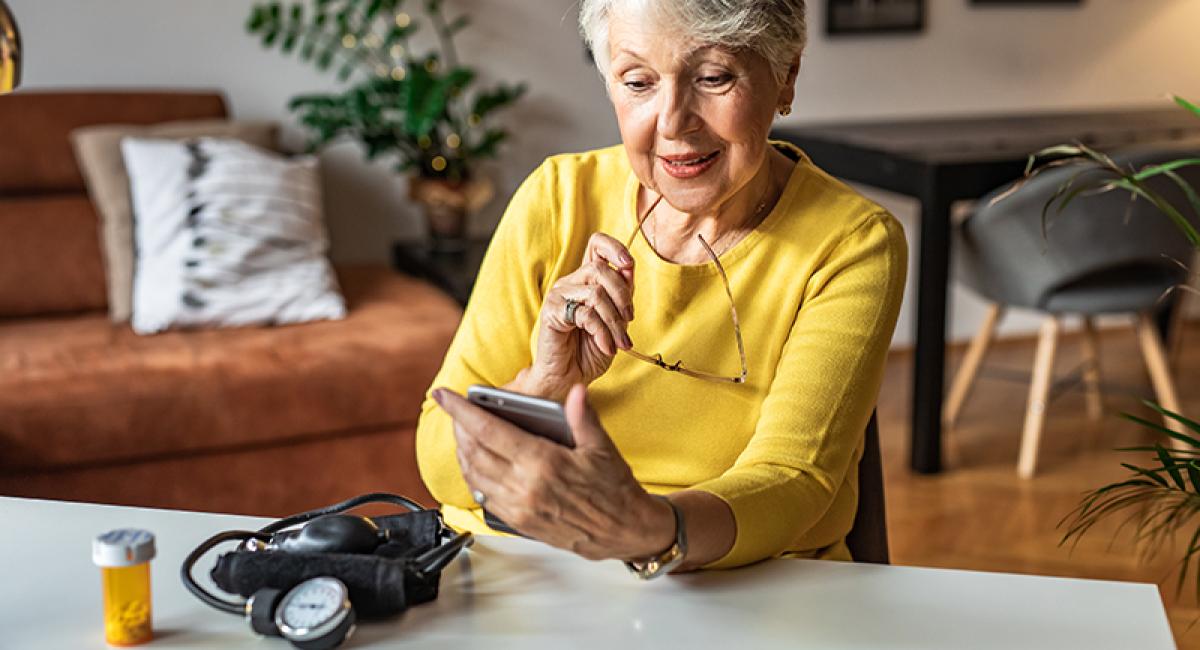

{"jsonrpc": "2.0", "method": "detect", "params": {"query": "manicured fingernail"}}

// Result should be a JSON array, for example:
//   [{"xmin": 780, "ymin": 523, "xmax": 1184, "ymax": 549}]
[
  {"xmin": 619, "ymin": 251, "xmax": 633, "ymax": 265},
  {"xmin": 625, "ymin": 306, "xmax": 634, "ymax": 321},
  {"xmin": 432, "ymin": 388, "xmax": 446, "ymax": 406},
  {"xmin": 622, "ymin": 332, "xmax": 633, "ymax": 349}
]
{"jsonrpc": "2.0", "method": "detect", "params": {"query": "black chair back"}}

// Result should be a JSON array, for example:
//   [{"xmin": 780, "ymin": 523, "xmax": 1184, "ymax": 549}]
[{"xmin": 846, "ymin": 411, "xmax": 889, "ymax": 564}]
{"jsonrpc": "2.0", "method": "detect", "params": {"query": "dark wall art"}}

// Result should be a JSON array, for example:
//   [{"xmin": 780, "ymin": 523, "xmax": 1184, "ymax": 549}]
[{"xmin": 826, "ymin": 0, "xmax": 926, "ymax": 36}]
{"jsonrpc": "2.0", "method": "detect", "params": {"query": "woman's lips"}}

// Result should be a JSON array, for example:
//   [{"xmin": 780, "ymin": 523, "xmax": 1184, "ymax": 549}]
[{"xmin": 659, "ymin": 150, "xmax": 720, "ymax": 179}]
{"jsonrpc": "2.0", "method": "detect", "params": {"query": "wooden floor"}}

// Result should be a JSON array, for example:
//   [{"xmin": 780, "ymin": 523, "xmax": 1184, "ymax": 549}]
[{"xmin": 881, "ymin": 320, "xmax": 1200, "ymax": 647}]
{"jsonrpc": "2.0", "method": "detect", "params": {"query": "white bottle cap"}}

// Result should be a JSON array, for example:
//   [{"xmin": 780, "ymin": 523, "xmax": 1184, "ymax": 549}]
[{"xmin": 93, "ymin": 529, "xmax": 156, "ymax": 567}]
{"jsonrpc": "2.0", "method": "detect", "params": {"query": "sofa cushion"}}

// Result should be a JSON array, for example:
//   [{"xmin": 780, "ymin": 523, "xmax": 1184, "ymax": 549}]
[
  {"xmin": 71, "ymin": 120, "xmax": 280, "ymax": 322},
  {"xmin": 0, "ymin": 266, "xmax": 461, "ymax": 471},
  {"xmin": 0, "ymin": 91, "xmax": 228, "ymax": 195},
  {"xmin": 0, "ymin": 424, "xmax": 436, "ymax": 517},
  {"xmin": 0, "ymin": 195, "xmax": 108, "ymax": 317}
]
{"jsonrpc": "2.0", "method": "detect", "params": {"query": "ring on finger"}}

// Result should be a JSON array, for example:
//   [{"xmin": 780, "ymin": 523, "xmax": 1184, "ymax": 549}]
[{"xmin": 564, "ymin": 298, "xmax": 581, "ymax": 326}]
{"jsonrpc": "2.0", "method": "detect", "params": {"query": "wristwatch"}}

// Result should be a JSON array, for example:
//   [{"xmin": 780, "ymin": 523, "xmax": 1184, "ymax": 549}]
[{"xmin": 624, "ymin": 496, "xmax": 687, "ymax": 580}]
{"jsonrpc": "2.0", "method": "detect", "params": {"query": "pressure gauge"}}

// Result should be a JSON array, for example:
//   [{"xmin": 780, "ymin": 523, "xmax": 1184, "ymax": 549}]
[{"xmin": 274, "ymin": 576, "xmax": 356, "ymax": 650}]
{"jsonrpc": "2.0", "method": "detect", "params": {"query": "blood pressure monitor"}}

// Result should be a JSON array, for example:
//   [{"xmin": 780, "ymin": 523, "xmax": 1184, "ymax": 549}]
[{"xmin": 247, "ymin": 576, "xmax": 356, "ymax": 649}]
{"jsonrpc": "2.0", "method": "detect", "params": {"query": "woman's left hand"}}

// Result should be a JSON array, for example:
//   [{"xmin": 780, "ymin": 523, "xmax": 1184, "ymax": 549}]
[{"xmin": 432, "ymin": 384, "xmax": 676, "ymax": 561}]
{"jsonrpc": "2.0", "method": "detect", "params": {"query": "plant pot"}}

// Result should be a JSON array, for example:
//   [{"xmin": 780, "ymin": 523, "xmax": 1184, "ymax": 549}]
[{"xmin": 409, "ymin": 175, "xmax": 495, "ymax": 252}]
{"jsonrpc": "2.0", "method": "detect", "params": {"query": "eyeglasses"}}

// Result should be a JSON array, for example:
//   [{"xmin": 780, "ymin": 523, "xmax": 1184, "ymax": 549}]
[{"xmin": 620, "ymin": 193, "xmax": 748, "ymax": 384}]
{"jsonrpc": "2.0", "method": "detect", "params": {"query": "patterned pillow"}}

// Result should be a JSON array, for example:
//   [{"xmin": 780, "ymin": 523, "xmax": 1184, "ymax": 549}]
[
  {"xmin": 122, "ymin": 137, "xmax": 346, "ymax": 334},
  {"xmin": 71, "ymin": 120, "xmax": 280, "ymax": 323}
]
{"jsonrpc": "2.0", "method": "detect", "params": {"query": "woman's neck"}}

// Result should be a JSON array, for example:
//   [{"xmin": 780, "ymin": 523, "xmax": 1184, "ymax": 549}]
[{"xmin": 642, "ymin": 147, "xmax": 792, "ymax": 265}]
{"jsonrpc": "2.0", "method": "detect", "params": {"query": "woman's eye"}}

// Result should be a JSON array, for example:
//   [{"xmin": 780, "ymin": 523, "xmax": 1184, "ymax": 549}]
[
  {"xmin": 698, "ymin": 74, "xmax": 734, "ymax": 88},
  {"xmin": 623, "ymin": 80, "xmax": 652, "ymax": 92}
]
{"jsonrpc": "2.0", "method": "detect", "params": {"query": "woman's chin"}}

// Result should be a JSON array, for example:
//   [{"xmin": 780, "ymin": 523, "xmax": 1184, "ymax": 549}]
[{"xmin": 655, "ymin": 189, "xmax": 725, "ymax": 216}]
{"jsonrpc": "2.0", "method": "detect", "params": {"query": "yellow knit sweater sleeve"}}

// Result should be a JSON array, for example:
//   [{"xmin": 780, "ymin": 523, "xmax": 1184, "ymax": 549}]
[
  {"xmin": 415, "ymin": 160, "xmax": 559, "ymax": 509},
  {"xmin": 692, "ymin": 212, "xmax": 907, "ymax": 569}
]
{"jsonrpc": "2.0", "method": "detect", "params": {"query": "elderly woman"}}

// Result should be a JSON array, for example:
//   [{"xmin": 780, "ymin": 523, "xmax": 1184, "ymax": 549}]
[{"xmin": 416, "ymin": 0, "xmax": 906, "ymax": 575}]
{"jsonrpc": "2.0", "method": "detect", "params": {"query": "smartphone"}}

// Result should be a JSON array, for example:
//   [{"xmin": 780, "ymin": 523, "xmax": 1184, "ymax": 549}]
[
  {"xmin": 466, "ymin": 385, "xmax": 575, "ymax": 535},
  {"xmin": 466, "ymin": 385, "xmax": 575, "ymax": 448}
]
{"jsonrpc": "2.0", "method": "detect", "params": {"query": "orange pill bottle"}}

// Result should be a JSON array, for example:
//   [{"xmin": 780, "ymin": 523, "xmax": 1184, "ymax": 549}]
[{"xmin": 93, "ymin": 529, "xmax": 156, "ymax": 646}]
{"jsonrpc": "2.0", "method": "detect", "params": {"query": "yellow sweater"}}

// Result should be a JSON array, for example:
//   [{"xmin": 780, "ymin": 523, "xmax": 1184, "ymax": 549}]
[{"xmin": 415, "ymin": 142, "xmax": 907, "ymax": 569}]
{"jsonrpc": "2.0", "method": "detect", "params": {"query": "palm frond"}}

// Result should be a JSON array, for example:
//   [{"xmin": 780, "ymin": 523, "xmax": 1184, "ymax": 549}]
[
  {"xmin": 1011, "ymin": 98, "xmax": 1200, "ymax": 249},
  {"xmin": 1060, "ymin": 404, "xmax": 1200, "ymax": 598}
]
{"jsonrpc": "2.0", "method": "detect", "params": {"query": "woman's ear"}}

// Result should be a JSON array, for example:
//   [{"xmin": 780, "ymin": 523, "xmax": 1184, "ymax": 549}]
[{"xmin": 778, "ymin": 54, "xmax": 801, "ymax": 112}]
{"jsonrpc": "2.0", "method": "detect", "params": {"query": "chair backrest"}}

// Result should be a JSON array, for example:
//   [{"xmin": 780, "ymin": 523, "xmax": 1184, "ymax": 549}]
[
  {"xmin": 956, "ymin": 146, "xmax": 1200, "ymax": 311},
  {"xmin": 846, "ymin": 410, "xmax": 889, "ymax": 564}
]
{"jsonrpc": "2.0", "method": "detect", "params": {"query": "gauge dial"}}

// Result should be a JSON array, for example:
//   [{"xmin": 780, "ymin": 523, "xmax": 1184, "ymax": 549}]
[{"xmin": 275, "ymin": 577, "xmax": 355, "ymax": 650}]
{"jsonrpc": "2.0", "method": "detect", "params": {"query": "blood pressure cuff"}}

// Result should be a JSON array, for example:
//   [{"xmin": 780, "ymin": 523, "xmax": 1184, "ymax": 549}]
[{"xmin": 210, "ymin": 510, "xmax": 445, "ymax": 619}]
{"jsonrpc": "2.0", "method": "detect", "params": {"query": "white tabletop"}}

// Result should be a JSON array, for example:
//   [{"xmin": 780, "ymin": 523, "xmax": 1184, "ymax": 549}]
[{"xmin": 0, "ymin": 497, "xmax": 1175, "ymax": 649}]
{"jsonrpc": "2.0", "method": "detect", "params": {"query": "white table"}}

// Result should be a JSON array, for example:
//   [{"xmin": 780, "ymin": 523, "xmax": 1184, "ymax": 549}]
[{"xmin": 0, "ymin": 497, "xmax": 1176, "ymax": 649}]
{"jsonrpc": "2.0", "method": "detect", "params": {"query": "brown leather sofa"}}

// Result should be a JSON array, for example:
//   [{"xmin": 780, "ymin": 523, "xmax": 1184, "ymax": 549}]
[{"xmin": 0, "ymin": 91, "xmax": 459, "ymax": 516}]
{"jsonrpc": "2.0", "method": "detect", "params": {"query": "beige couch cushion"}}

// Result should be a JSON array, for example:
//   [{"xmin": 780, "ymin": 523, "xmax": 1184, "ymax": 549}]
[
  {"xmin": 70, "ymin": 120, "xmax": 279, "ymax": 322},
  {"xmin": 0, "ymin": 266, "xmax": 461, "ymax": 471}
]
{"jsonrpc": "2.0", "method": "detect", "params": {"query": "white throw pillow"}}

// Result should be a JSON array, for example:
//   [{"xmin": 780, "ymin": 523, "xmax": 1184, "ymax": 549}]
[{"xmin": 122, "ymin": 137, "xmax": 346, "ymax": 334}]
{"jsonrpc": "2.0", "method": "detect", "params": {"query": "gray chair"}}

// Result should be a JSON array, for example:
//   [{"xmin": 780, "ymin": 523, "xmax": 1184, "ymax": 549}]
[
  {"xmin": 944, "ymin": 148, "xmax": 1200, "ymax": 477},
  {"xmin": 846, "ymin": 411, "xmax": 889, "ymax": 564}
]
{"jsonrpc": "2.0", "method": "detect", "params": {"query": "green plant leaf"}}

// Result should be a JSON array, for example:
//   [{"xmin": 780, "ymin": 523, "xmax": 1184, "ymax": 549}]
[
  {"xmin": 365, "ymin": 0, "xmax": 385, "ymax": 21},
  {"xmin": 1131, "ymin": 158, "xmax": 1200, "ymax": 182},
  {"xmin": 1115, "ymin": 445, "xmax": 1200, "ymax": 456},
  {"xmin": 301, "ymin": 36, "xmax": 318, "ymax": 61},
  {"xmin": 468, "ymin": 128, "xmax": 507, "ymax": 158},
  {"xmin": 1157, "ymin": 445, "xmax": 1188, "ymax": 490},
  {"xmin": 1144, "ymin": 401, "xmax": 1200, "ymax": 437},
  {"xmin": 1163, "ymin": 169, "xmax": 1200, "ymax": 223},
  {"xmin": 1109, "ymin": 177, "xmax": 1200, "ymax": 247},
  {"xmin": 447, "ymin": 14, "xmax": 470, "ymax": 33},
  {"xmin": 1182, "ymin": 524, "xmax": 1200, "ymax": 600},
  {"xmin": 1175, "ymin": 95, "xmax": 1200, "ymax": 120},
  {"xmin": 316, "ymin": 46, "xmax": 337, "ymax": 71},
  {"xmin": 247, "ymin": 6, "xmax": 267, "ymax": 31},
  {"xmin": 1026, "ymin": 145, "xmax": 1085, "ymax": 174},
  {"xmin": 1186, "ymin": 460, "xmax": 1200, "ymax": 493},
  {"xmin": 1121, "ymin": 412, "xmax": 1200, "ymax": 449},
  {"xmin": 471, "ymin": 82, "xmax": 526, "ymax": 119},
  {"xmin": 1120, "ymin": 462, "xmax": 1171, "ymax": 488}
]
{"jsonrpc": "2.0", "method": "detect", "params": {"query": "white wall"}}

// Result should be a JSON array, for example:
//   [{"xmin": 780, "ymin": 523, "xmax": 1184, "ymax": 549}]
[{"xmin": 10, "ymin": 0, "xmax": 1200, "ymax": 347}]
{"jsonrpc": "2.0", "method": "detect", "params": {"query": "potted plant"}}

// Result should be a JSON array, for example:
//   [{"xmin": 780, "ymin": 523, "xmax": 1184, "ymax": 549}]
[
  {"xmin": 246, "ymin": 0, "xmax": 526, "ymax": 249},
  {"xmin": 1019, "ymin": 95, "xmax": 1200, "ymax": 599}
]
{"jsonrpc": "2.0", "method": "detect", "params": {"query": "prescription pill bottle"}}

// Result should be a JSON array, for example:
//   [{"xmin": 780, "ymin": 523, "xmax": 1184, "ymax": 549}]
[{"xmin": 93, "ymin": 529, "xmax": 156, "ymax": 646}]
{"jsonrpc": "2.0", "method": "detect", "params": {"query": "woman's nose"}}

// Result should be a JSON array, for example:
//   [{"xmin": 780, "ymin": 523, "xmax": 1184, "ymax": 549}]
[{"xmin": 656, "ymin": 84, "xmax": 700, "ymax": 140}]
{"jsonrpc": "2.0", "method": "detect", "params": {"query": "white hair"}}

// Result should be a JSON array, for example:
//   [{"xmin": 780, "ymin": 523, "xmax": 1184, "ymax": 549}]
[{"xmin": 579, "ymin": 0, "xmax": 807, "ymax": 86}]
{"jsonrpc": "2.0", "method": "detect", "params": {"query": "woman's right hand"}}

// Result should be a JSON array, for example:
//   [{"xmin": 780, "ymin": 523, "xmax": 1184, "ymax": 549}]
[{"xmin": 524, "ymin": 233, "xmax": 636, "ymax": 399}]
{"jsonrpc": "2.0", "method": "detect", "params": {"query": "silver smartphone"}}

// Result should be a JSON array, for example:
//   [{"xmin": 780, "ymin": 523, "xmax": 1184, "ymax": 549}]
[
  {"xmin": 466, "ymin": 385, "xmax": 575, "ymax": 448},
  {"xmin": 466, "ymin": 385, "xmax": 575, "ymax": 535}
]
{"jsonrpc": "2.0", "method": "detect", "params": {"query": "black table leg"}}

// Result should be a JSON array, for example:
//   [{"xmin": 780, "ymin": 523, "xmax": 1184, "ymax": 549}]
[{"xmin": 911, "ymin": 181, "xmax": 954, "ymax": 474}]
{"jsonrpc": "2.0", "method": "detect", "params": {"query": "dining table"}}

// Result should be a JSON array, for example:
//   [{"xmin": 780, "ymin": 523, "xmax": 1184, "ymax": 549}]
[
  {"xmin": 774, "ymin": 106, "xmax": 1200, "ymax": 473},
  {"xmin": 0, "ymin": 495, "xmax": 1177, "ymax": 649}
]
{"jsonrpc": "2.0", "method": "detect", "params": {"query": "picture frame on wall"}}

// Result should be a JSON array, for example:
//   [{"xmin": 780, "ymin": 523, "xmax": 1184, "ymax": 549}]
[{"xmin": 826, "ymin": 0, "xmax": 926, "ymax": 36}]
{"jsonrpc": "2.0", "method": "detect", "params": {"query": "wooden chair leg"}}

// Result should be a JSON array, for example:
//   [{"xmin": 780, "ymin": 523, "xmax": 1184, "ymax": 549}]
[
  {"xmin": 944, "ymin": 303, "xmax": 1004, "ymax": 430},
  {"xmin": 1168, "ymin": 252, "xmax": 1198, "ymax": 372},
  {"xmin": 1168, "ymin": 285, "xmax": 1191, "ymax": 372},
  {"xmin": 1019, "ymin": 317, "xmax": 1060, "ymax": 479},
  {"xmin": 1135, "ymin": 312, "xmax": 1188, "ymax": 449},
  {"xmin": 1081, "ymin": 317, "xmax": 1104, "ymax": 421}
]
